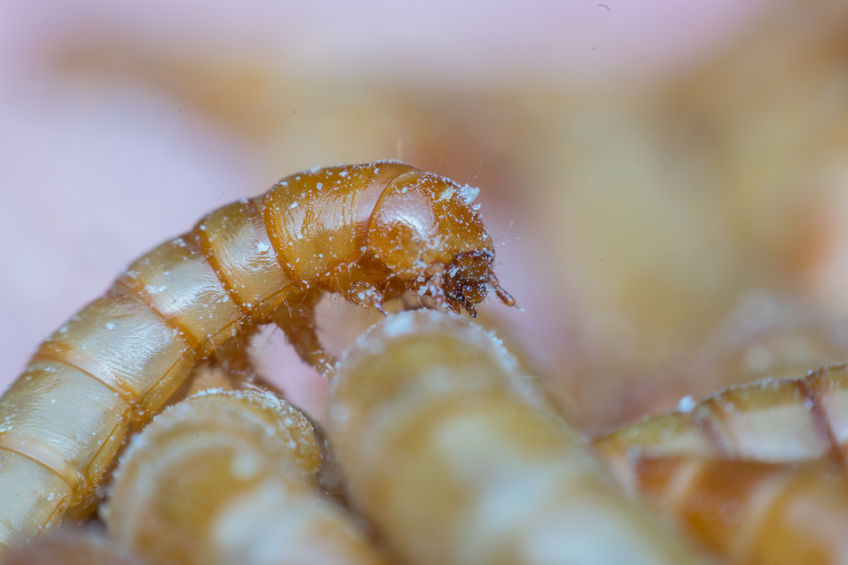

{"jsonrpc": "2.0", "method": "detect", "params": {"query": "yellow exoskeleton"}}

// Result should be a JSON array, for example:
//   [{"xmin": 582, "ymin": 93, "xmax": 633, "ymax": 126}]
[
  {"xmin": 593, "ymin": 364, "xmax": 848, "ymax": 565},
  {"xmin": 327, "ymin": 310, "xmax": 714, "ymax": 565},
  {"xmin": 0, "ymin": 162, "xmax": 514, "ymax": 551},
  {"xmin": 593, "ymin": 364, "xmax": 848, "ymax": 478},
  {"xmin": 103, "ymin": 390, "xmax": 387, "ymax": 565}
]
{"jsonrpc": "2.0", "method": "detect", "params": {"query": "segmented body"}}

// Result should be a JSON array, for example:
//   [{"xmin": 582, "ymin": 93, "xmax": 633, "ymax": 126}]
[
  {"xmin": 592, "ymin": 365, "xmax": 848, "ymax": 564},
  {"xmin": 328, "ymin": 311, "xmax": 713, "ymax": 565},
  {"xmin": 626, "ymin": 456, "xmax": 848, "ymax": 565},
  {"xmin": 0, "ymin": 161, "xmax": 513, "ymax": 550},
  {"xmin": 104, "ymin": 390, "xmax": 386, "ymax": 565},
  {"xmin": 592, "ymin": 363, "xmax": 848, "ymax": 485}
]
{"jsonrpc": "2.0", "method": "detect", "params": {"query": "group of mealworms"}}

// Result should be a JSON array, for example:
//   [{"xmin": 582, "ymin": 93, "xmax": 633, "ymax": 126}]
[{"xmin": 2, "ymin": 161, "xmax": 848, "ymax": 564}]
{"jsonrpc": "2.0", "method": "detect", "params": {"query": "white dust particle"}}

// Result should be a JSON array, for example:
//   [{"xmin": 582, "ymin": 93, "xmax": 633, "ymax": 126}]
[
  {"xmin": 458, "ymin": 184, "xmax": 480, "ymax": 203},
  {"xmin": 289, "ymin": 202, "xmax": 298, "ymax": 209},
  {"xmin": 677, "ymin": 395, "xmax": 696, "ymax": 413},
  {"xmin": 105, "ymin": 322, "xmax": 116, "ymax": 330},
  {"xmin": 256, "ymin": 241, "xmax": 270, "ymax": 253}
]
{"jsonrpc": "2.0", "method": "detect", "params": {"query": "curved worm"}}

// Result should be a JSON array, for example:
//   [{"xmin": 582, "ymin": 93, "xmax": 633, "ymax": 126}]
[
  {"xmin": 104, "ymin": 390, "xmax": 386, "ymax": 565},
  {"xmin": 328, "ymin": 311, "xmax": 713, "ymax": 565},
  {"xmin": 0, "ymin": 161, "xmax": 514, "ymax": 551}
]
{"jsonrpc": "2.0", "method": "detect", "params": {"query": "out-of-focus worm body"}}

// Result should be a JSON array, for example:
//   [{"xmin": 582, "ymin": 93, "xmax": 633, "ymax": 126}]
[
  {"xmin": 328, "ymin": 311, "xmax": 714, "ymax": 565},
  {"xmin": 593, "ymin": 364, "xmax": 848, "ymax": 486},
  {"xmin": 0, "ymin": 161, "xmax": 513, "ymax": 550},
  {"xmin": 1, "ymin": 529, "xmax": 146, "ymax": 565},
  {"xmin": 104, "ymin": 390, "xmax": 386, "ymax": 565},
  {"xmin": 628, "ymin": 457, "xmax": 848, "ymax": 565}
]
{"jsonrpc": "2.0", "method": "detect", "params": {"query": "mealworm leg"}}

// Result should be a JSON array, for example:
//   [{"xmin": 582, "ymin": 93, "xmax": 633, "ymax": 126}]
[
  {"xmin": 0, "ymin": 161, "xmax": 514, "ymax": 548},
  {"xmin": 271, "ymin": 288, "xmax": 337, "ymax": 379}
]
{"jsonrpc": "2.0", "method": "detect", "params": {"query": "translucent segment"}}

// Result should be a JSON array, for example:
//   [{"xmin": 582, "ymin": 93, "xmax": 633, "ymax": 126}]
[
  {"xmin": 195, "ymin": 200, "xmax": 292, "ymax": 321},
  {"xmin": 154, "ymin": 390, "xmax": 322, "ymax": 478},
  {"xmin": 38, "ymin": 289, "xmax": 196, "ymax": 415},
  {"xmin": 809, "ymin": 365, "xmax": 848, "ymax": 454},
  {"xmin": 0, "ymin": 450, "xmax": 73, "ymax": 550},
  {"xmin": 703, "ymin": 380, "xmax": 830, "ymax": 461},
  {"xmin": 106, "ymin": 391, "xmax": 384, "ymax": 565},
  {"xmin": 591, "ymin": 412, "xmax": 720, "ymax": 489},
  {"xmin": 595, "ymin": 374, "xmax": 837, "ymax": 467},
  {"xmin": 594, "ymin": 411, "xmax": 718, "ymax": 459},
  {"xmin": 122, "ymin": 237, "xmax": 243, "ymax": 354},
  {"xmin": 263, "ymin": 162, "xmax": 414, "ymax": 283},
  {"xmin": 330, "ymin": 311, "xmax": 712, "ymax": 565},
  {"xmin": 0, "ymin": 361, "xmax": 129, "ymax": 489},
  {"xmin": 634, "ymin": 457, "xmax": 848, "ymax": 565}
]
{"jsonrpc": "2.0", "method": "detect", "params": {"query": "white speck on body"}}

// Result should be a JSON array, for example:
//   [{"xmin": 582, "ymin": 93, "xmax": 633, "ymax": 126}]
[
  {"xmin": 677, "ymin": 396, "xmax": 696, "ymax": 413},
  {"xmin": 458, "ymin": 184, "xmax": 480, "ymax": 203}
]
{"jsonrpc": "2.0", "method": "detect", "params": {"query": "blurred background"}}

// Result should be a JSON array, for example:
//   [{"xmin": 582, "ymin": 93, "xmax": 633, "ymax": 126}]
[{"xmin": 3, "ymin": 0, "xmax": 848, "ymax": 434}]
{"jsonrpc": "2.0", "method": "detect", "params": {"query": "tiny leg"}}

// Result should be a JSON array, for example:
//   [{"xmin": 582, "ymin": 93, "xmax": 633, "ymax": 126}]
[{"xmin": 271, "ymin": 288, "xmax": 337, "ymax": 379}]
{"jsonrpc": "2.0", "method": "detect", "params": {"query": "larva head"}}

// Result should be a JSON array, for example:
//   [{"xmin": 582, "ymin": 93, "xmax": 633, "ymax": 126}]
[{"xmin": 366, "ymin": 170, "xmax": 514, "ymax": 315}]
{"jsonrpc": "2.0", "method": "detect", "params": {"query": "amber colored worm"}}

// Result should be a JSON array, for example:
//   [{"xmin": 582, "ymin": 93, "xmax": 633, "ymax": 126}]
[
  {"xmin": 0, "ymin": 161, "xmax": 514, "ymax": 551},
  {"xmin": 626, "ymin": 456, "xmax": 848, "ymax": 565},
  {"xmin": 592, "ymin": 363, "xmax": 848, "ymax": 485},
  {"xmin": 592, "ymin": 364, "xmax": 848, "ymax": 484},
  {"xmin": 328, "ymin": 311, "xmax": 715, "ymax": 565},
  {"xmin": 104, "ymin": 390, "xmax": 386, "ymax": 565},
  {"xmin": 591, "ymin": 365, "xmax": 848, "ymax": 564}
]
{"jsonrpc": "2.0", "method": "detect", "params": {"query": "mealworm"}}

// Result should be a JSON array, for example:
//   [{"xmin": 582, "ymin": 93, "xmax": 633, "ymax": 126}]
[
  {"xmin": 592, "ymin": 363, "xmax": 848, "ymax": 486},
  {"xmin": 1, "ymin": 529, "xmax": 145, "ymax": 565},
  {"xmin": 589, "ymin": 365, "xmax": 848, "ymax": 564},
  {"xmin": 0, "ymin": 161, "xmax": 514, "ymax": 551},
  {"xmin": 104, "ymin": 390, "xmax": 386, "ymax": 565},
  {"xmin": 328, "ymin": 310, "xmax": 715, "ymax": 565},
  {"xmin": 627, "ymin": 456, "xmax": 848, "ymax": 565}
]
